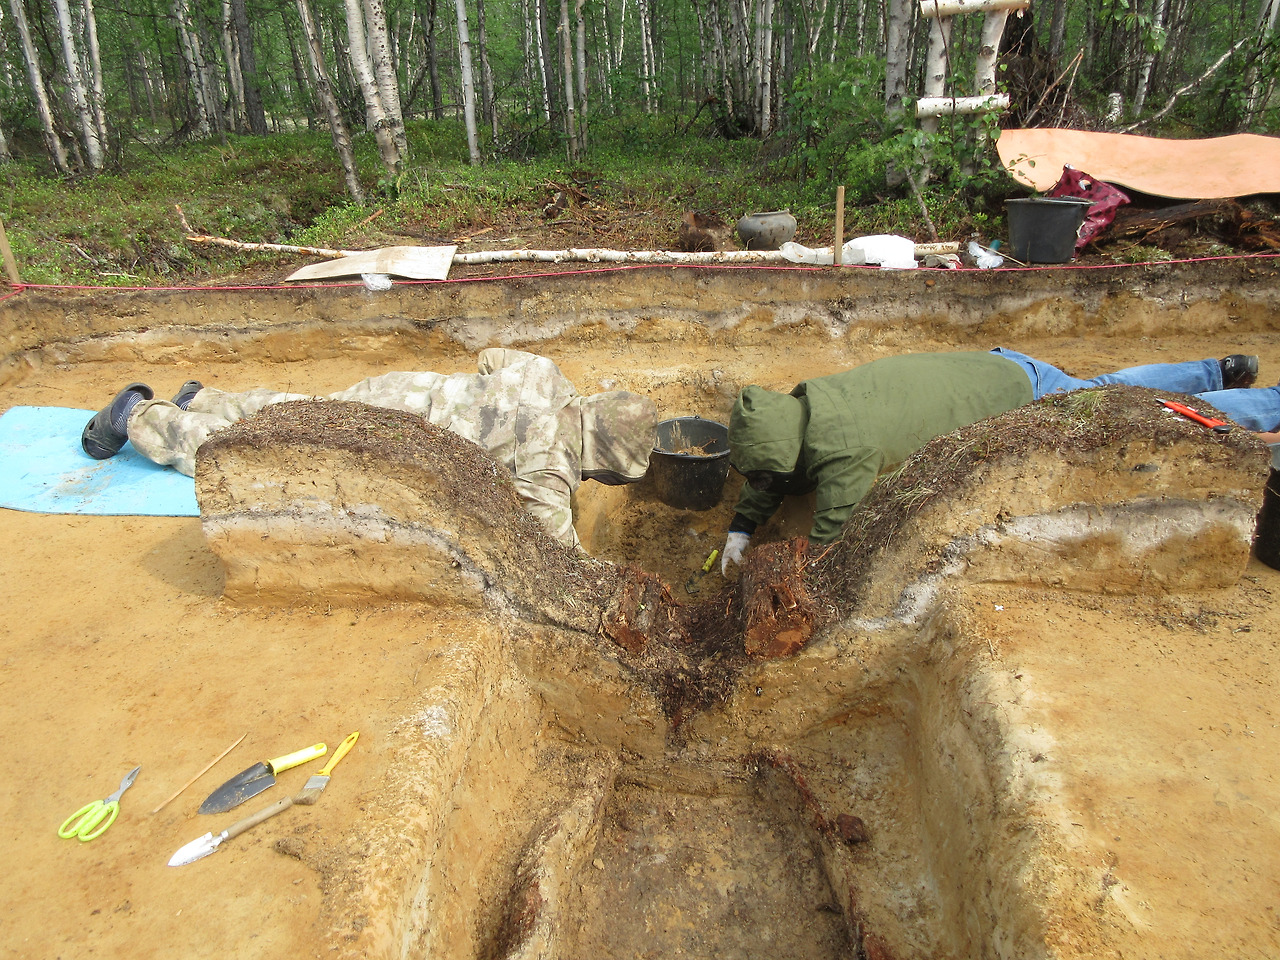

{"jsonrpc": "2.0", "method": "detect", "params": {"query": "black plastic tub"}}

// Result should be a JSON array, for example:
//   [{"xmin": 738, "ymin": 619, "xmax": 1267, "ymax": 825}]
[
  {"xmin": 649, "ymin": 417, "xmax": 731, "ymax": 511},
  {"xmin": 1006, "ymin": 197, "xmax": 1093, "ymax": 264}
]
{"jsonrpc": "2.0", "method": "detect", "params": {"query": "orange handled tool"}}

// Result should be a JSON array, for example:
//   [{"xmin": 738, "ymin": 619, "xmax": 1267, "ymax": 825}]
[{"xmin": 1159, "ymin": 399, "xmax": 1232, "ymax": 434}]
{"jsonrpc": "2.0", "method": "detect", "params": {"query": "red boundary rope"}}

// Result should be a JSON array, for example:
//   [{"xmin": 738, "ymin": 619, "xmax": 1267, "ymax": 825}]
[{"xmin": 2, "ymin": 252, "xmax": 1277, "ymax": 303}]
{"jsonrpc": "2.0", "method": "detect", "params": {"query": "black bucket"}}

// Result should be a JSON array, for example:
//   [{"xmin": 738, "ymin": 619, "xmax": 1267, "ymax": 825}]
[
  {"xmin": 1006, "ymin": 198, "xmax": 1092, "ymax": 264},
  {"xmin": 1255, "ymin": 467, "xmax": 1280, "ymax": 570},
  {"xmin": 648, "ymin": 417, "xmax": 731, "ymax": 511}
]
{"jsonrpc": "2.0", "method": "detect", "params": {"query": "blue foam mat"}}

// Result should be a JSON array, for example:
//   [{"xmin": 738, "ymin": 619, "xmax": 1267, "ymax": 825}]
[{"xmin": 0, "ymin": 406, "xmax": 198, "ymax": 516}]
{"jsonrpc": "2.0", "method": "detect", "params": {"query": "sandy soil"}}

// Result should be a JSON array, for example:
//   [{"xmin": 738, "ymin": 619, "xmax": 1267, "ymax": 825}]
[{"xmin": 2, "ymin": 265, "xmax": 1279, "ymax": 959}]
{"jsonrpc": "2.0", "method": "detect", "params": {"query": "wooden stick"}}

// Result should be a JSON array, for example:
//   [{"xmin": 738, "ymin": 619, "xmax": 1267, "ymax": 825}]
[
  {"xmin": 833, "ymin": 186, "xmax": 845, "ymax": 266},
  {"xmin": 151, "ymin": 733, "xmax": 248, "ymax": 814},
  {"xmin": 0, "ymin": 216, "xmax": 20, "ymax": 285}
]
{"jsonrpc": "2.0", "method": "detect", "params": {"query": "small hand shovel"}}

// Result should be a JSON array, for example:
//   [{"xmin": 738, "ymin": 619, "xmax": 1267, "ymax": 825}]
[
  {"xmin": 684, "ymin": 548, "xmax": 720, "ymax": 595},
  {"xmin": 168, "ymin": 731, "xmax": 360, "ymax": 867},
  {"xmin": 296, "ymin": 731, "xmax": 359, "ymax": 806}
]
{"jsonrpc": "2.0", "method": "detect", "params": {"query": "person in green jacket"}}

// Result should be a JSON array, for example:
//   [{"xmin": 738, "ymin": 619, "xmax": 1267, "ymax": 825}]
[{"xmin": 720, "ymin": 348, "xmax": 1270, "ymax": 575}]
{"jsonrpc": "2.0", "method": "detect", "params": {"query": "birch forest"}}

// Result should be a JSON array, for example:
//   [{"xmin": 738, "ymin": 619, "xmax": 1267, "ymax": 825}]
[{"xmin": 0, "ymin": 0, "xmax": 1276, "ymax": 191}]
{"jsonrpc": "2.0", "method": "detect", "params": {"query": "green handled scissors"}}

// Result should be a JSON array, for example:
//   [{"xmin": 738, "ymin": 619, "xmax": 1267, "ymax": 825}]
[{"xmin": 59, "ymin": 766, "xmax": 140, "ymax": 841}]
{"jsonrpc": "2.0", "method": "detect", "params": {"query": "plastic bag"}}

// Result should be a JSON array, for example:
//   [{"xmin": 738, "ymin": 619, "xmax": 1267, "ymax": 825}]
[
  {"xmin": 843, "ymin": 234, "xmax": 918, "ymax": 270},
  {"xmin": 779, "ymin": 241, "xmax": 833, "ymax": 265},
  {"xmin": 967, "ymin": 241, "xmax": 1004, "ymax": 269}
]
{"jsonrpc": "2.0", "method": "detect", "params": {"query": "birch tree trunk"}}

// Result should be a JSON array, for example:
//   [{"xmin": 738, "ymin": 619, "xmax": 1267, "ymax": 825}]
[
  {"xmin": 81, "ymin": 0, "xmax": 109, "ymax": 150},
  {"xmin": 560, "ymin": 0, "xmax": 579, "ymax": 160},
  {"xmin": 0, "ymin": 123, "xmax": 10, "ymax": 161},
  {"xmin": 297, "ymin": 0, "xmax": 366, "ymax": 202},
  {"xmin": 1133, "ymin": 0, "xmax": 1169, "ymax": 116},
  {"xmin": 574, "ymin": 0, "xmax": 587, "ymax": 145},
  {"xmin": 534, "ymin": 0, "xmax": 553, "ymax": 120},
  {"xmin": 344, "ymin": 0, "xmax": 403, "ymax": 173},
  {"xmin": 755, "ymin": 0, "xmax": 774, "ymax": 135},
  {"xmin": 454, "ymin": 0, "xmax": 481, "ymax": 163},
  {"xmin": 173, "ymin": 0, "xmax": 215, "ymax": 137},
  {"xmin": 51, "ymin": 0, "xmax": 105, "ymax": 169},
  {"xmin": 475, "ymin": 0, "xmax": 497, "ymax": 142},
  {"xmin": 637, "ymin": 0, "xmax": 655, "ymax": 112},
  {"xmin": 363, "ymin": 0, "xmax": 409, "ymax": 156},
  {"xmin": 426, "ymin": 0, "xmax": 444, "ymax": 118},
  {"xmin": 221, "ymin": 0, "xmax": 247, "ymax": 131},
  {"xmin": 884, "ymin": 0, "xmax": 911, "ymax": 112},
  {"xmin": 230, "ymin": 0, "xmax": 269, "ymax": 134},
  {"xmin": 1048, "ymin": 0, "xmax": 1068, "ymax": 60},
  {"xmin": 9, "ymin": 0, "xmax": 69, "ymax": 171}
]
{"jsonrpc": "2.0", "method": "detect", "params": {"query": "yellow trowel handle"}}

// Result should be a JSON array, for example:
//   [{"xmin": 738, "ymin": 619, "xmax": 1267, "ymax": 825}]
[
  {"xmin": 266, "ymin": 742, "xmax": 327, "ymax": 775},
  {"xmin": 319, "ymin": 732, "xmax": 359, "ymax": 777}
]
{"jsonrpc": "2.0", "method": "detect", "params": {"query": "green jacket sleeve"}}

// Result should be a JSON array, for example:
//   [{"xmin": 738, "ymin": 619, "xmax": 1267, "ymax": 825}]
[
  {"xmin": 732, "ymin": 483, "xmax": 786, "ymax": 529},
  {"xmin": 808, "ymin": 446, "xmax": 883, "ymax": 543}
]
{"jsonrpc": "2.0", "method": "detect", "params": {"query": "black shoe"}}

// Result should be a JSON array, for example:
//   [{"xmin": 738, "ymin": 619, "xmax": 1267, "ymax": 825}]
[
  {"xmin": 1220, "ymin": 354, "xmax": 1259, "ymax": 389},
  {"xmin": 81, "ymin": 383, "xmax": 153, "ymax": 459},
  {"xmin": 171, "ymin": 380, "xmax": 203, "ymax": 409}
]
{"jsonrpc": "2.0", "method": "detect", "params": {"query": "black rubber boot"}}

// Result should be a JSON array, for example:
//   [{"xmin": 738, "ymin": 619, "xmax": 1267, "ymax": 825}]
[
  {"xmin": 171, "ymin": 380, "xmax": 203, "ymax": 409},
  {"xmin": 1220, "ymin": 354, "xmax": 1259, "ymax": 389},
  {"xmin": 81, "ymin": 383, "xmax": 154, "ymax": 459}
]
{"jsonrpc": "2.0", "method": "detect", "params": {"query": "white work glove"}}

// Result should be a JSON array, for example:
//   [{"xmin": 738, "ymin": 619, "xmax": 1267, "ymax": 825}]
[{"xmin": 721, "ymin": 531, "xmax": 751, "ymax": 576}]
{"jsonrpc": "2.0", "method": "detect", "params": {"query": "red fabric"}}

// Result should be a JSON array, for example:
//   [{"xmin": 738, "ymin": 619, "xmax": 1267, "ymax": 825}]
[{"xmin": 1046, "ymin": 165, "xmax": 1130, "ymax": 251}]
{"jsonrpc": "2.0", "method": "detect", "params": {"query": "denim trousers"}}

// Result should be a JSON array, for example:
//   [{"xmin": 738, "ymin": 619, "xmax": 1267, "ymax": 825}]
[{"xmin": 991, "ymin": 347, "xmax": 1280, "ymax": 433}]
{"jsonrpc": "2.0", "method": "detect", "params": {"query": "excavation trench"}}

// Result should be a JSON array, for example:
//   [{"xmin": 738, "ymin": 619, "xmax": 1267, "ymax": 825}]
[{"xmin": 3, "ymin": 262, "xmax": 1280, "ymax": 960}]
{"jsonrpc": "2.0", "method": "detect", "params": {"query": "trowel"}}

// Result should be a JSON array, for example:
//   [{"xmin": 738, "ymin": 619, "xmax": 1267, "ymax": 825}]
[
  {"xmin": 169, "ymin": 732, "xmax": 358, "ymax": 867},
  {"xmin": 684, "ymin": 548, "xmax": 720, "ymax": 595},
  {"xmin": 197, "ymin": 741, "xmax": 327, "ymax": 815}
]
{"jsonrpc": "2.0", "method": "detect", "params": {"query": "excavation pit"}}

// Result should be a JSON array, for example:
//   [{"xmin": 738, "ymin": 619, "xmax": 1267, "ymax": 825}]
[{"xmin": 2, "ymin": 261, "xmax": 1280, "ymax": 960}]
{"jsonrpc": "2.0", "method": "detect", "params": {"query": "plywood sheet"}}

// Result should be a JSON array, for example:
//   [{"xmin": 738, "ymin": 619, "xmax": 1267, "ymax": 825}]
[
  {"xmin": 285, "ymin": 244, "xmax": 457, "ymax": 281},
  {"xmin": 998, "ymin": 129, "xmax": 1280, "ymax": 199}
]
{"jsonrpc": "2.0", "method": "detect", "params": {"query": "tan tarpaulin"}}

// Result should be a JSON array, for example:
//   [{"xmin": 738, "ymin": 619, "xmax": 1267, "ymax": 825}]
[{"xmin": 997, "ymin": 129, "xmax": 1280, "ymax": 199}]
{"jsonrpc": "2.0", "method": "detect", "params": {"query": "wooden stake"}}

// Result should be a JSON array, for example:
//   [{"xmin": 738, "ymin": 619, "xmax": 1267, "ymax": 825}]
[
  {"xmin": 0, "ymin": 216, "xmax": 21, "ymax": 285},
  {"xmin": 833, "ymin": 186, "xmax": 846, "ymax": 266},
  {"xmin": 151, "ymin": 733, "xmax": 247, "ymax": 814}
]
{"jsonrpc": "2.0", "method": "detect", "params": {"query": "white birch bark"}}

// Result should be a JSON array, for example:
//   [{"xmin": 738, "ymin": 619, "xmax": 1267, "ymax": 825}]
[
  {"xmin": 51, "ymin": 0, "xmax": 104, "ymax": 169},
  {"xmin": 0, "ymin": 121, "xmax": 10, "ymax": 161},
  {"xmin": 8, "ymin": 0, "xmax": 70, "ymax": 171},
  {"xmin": 475, "ymin": 0, "xmax": 497, "ymax": 142},
  {"xmin": 363, "ymin": 0, "xmax": 408, "ymax": 156},
  {"xmin": 221, "ymin": 0, "xmax": 247, "ymax": 131},
  {"xmin": 884, "ymin": 0, "xmax": 911, "ymax": 111},
  {"xmin": 1133, "ymin": 0, "xmax": 1168, "ymax": 116},
  {"xmin": 344, "ymin": 0, "xmax": 403, "ymax": 173},
  {"xmin": 972, "ymin": 9, "xmax": 1007, "ymax": 94},
  {"xmin": 756, "ymin": 0, "xmax": 774, "ymax": 134},
  {"xmin": 560, "ymin": 0, "xmax": 578, "ymax": 160},
  {"xmin": 710, "ymin": 0, "xmax": 734, "ymax": 118},
  {"xmin": 616, "ymin": 0, "xmax": 628, "ymax": 70},
  {"xmin": 534, "ymin": 0, "xmax": 553, "ymax": 120},
  {"xmin": 454, "ymin": 0, "xmax": 481, "ymax": 163},
  {"xmin": 297, "ymin": 0, "xmax": 366, "ymax": 202},
  {"xmin": 173, "ymin": 0, "xmax": 214, "ymax": 137},
  {"xmin": 574, "ymin": 0, "xmax": 588, "ymax": 140},
  {"xmin": 81, "ymin": 0, "xmax": 109, "ymax": 149},
  {"xmin": 637, "ymin": 0, "xmax": 655, "ymax": 111}
]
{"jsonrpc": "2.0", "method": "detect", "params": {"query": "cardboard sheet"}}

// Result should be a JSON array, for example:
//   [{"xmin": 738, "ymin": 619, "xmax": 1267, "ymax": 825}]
[
  {"xmin": 0, "ymin": 406, "xmax": 198, "ymax": 516},
  {"xmin": 285, "ymin": 244, "xmax": 458, "ymax": 282},
  {"xmin": 998, "ymin": 129, "xmax": 1280, "ymax": 199}
]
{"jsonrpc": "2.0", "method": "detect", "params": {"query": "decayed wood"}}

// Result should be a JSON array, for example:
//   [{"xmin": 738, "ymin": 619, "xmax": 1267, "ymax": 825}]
[
  {"xmin": 1108, "ymin": 199, "xmax": 1243, "ymax": 239},
  {"xmin": 600, "ymin": 568, "xmax": 684, "ymax": 655},
  {"xmin": 740, "ymin": 537, "xmax": 816, "ymax": 659}
]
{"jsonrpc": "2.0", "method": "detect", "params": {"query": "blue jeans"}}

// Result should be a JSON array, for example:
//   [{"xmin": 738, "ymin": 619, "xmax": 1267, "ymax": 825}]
[{"xmin": 991, "ymin": 347, "xmax": 1280, "ymax": 433}]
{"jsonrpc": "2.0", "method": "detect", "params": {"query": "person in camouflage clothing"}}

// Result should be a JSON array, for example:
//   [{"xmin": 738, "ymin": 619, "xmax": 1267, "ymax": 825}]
[{"xmin": 81, "ymin": 349, "xmax": 658, "ymax": 550}]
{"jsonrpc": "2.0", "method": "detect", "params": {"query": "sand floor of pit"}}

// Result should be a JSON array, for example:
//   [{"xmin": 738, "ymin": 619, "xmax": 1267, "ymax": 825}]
[{"xmin": 1, "ymin": 322, "xmax": 1279, "ymax": 959}]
